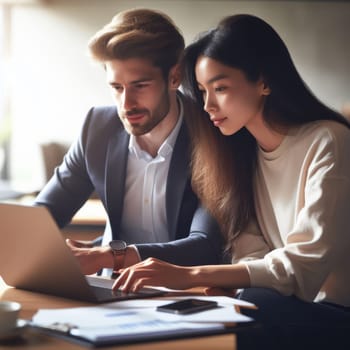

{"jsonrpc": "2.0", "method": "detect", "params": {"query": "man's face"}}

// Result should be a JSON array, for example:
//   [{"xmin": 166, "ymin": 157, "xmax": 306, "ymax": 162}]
[{"xmin": 105, "ymin": 58, "xmax": 171, "ymax": 136}]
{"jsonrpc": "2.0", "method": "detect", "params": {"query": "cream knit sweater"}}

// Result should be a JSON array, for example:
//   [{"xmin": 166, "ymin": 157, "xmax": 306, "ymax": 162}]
[{"xmin": 232, "ymin": 120, "xmax": 350, "ymax": 306}]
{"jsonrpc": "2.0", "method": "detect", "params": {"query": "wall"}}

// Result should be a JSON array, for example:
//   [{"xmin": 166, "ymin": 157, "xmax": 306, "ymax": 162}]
[{"xmin": 6, "ymin": 0, "xmax": 350, "ymax": 189}]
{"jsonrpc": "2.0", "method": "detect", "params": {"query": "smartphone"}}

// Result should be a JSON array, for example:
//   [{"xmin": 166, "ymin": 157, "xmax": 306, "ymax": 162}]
[{"xmin": 156, "ymin": 298, "xmax": 218, "ymax": 315}]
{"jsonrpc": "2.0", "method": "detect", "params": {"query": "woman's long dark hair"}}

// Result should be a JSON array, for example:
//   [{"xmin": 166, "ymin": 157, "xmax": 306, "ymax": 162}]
[{"xmin": 182, "ymin": 14, "xmax": 350, "ymax": 252}]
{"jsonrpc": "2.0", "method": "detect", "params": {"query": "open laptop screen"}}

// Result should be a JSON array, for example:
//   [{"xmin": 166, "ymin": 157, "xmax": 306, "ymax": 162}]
[{"xmin": 0, "ymin": 203, "xmax": 164, "ymax": 302}]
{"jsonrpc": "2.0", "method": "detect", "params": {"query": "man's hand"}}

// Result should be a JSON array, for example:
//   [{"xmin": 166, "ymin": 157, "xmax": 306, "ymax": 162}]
[
  {"xmin": 66, "ymin": 238, "xmax": 94, "ymax": 249},
  {"xmin": 66, "ymin": 238, "xmax": 112, "ymax": 275},
  {"xmin": 66, "ymin": 239, "xmax": 142, "ymax": 276}
]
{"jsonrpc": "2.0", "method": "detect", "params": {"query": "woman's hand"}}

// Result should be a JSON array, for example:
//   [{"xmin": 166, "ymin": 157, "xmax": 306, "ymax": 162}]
[{"xmin": 112, "ymin": 257, "xmax": 195, "ymax": 293}]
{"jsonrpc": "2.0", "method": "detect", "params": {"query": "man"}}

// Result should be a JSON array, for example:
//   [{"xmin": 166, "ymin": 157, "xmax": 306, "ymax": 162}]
[{"xmin": 34, "ymin": 8, "xmax": 223, "ymax": 277}]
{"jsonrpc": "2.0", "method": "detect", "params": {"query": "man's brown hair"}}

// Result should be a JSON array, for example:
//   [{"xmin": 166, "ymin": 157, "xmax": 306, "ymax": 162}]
[{"xmin": 88, "ymin": 8, "xmax": 185, "ymax": 77}]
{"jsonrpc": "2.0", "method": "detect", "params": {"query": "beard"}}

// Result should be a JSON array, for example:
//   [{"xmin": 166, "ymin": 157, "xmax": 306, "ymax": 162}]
[{"xmin": 121, "ymin": 89, "xmax": 171, "ymax": 136}]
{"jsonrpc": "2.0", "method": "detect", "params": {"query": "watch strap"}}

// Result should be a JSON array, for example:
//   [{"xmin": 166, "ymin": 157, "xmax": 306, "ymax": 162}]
[{"xmin": 109, "ymin": 240, "xmax": 127, "ymax": 278}]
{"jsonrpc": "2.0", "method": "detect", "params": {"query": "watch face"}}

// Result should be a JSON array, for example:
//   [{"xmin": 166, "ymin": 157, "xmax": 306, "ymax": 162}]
[{"xmin": 109, "ymin": 240, "xmax": 127, "ymax": 251}]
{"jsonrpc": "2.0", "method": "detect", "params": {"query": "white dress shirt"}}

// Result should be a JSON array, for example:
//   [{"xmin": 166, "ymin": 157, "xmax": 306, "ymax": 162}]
[
  {"xmin": 120, "ymin": 112, "xmax": 183, "ymax": 243},
  {"xmin": 103, "ymin": 97, "xmax": 184, "ymax": 247}
]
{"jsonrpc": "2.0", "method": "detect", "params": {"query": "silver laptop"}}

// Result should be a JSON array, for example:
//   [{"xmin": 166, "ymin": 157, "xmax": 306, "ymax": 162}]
[{"xmin": 0, "ymin": 202, "xmax": 164, "ymax": 303}]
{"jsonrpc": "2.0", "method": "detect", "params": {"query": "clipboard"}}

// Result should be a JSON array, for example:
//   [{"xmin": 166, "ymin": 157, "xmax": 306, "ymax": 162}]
[
  {"xmin": 29, "ymin": 297, "xmax": 256, "ymax": 347},
  {"xmin": 28, "ymin": 320, "xmax": 244, "ymax": 347}
]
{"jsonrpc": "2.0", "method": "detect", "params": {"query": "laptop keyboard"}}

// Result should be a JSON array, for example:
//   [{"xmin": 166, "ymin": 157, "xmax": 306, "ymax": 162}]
[{"xmin": 86, "ymin": 275, "xmax": 165, "ymax": 302}]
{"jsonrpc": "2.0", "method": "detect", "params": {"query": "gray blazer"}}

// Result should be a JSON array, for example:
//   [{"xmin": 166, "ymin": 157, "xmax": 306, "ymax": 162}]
[{"xmin": 35, "ymin": 99, "xmax": 223, "ymax": 265}]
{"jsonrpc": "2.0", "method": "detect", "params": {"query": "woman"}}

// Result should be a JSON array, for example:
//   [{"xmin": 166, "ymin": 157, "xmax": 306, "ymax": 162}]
[{"xmin": 113, "ymin": 14, "xmax": 350, "ymax": 347}]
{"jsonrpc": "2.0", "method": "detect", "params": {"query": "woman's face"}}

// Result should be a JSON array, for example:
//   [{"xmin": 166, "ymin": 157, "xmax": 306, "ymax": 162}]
[{"xmin": 195, "ymin": 56, "xmax": 269, "ymax": 136}]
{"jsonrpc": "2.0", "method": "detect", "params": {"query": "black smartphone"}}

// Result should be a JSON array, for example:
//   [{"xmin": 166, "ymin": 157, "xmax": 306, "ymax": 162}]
[{"xmin": 156, "ymin": 298, "xmax": 218, "ymax": 315}]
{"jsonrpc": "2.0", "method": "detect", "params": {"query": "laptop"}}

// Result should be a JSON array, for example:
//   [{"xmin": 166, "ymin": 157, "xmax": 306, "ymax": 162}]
[{"xmin": 0, "ymin": 202, "xmax": 165, "ymax": 303}]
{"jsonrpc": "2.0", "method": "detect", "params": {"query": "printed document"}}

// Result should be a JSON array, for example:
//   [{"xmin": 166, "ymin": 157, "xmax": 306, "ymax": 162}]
[{"xmin": 32, "ymin": 296, "xmax": 254, "ymax": 343}]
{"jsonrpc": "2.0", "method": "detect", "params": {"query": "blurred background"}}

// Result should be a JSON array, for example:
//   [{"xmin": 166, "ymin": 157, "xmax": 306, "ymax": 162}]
[{"xmin": 0, "ymin": 0, "xmax": 349, "ymax": 195}]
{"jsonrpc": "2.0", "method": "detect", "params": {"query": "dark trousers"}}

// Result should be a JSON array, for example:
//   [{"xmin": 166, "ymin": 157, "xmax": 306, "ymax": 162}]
[{"xmin": 236, "ymin": 288, "xmax": 350, "ymax": 350}]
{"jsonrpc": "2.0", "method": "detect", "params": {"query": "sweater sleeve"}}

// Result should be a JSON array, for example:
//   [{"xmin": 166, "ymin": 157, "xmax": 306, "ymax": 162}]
[{"xmin": 231, "ymin": 219, "xmax": 271, "ymax": 263}]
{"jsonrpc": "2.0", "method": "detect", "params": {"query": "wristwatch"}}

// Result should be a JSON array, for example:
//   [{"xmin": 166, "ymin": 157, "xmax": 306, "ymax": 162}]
[{"xmin": 109, "ymin": 240, "xmax": 127, "ymax": 278}]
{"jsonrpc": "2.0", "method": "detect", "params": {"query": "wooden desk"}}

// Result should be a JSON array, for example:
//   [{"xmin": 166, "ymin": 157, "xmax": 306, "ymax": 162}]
[
  {"xmin": 0, "ymin": 278, "xmax": 237, "ymax": 350},
  {"xmin": 0, "ymin": 196, "xmax": 107, "ymax": 228},
  {"xmin": 70, "ymin": 199, "xmax": 107, "ymax": 227},
  {"xmin": 62, "ymin": 199, "xmax": 106, "ymax": 242},
  {"xmin": 1, "ymin": 197, "xmax": 107, "ymax": 242}
]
